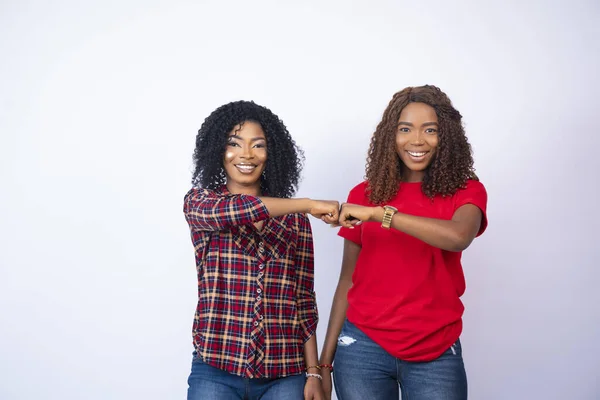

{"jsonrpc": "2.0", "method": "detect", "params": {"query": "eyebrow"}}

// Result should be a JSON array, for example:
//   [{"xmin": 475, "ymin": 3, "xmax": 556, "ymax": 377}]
[
  {"xmin": 397, "ymin": 121, "xmax": 439, "ymax": 127},
  {"xmin": 227, "ymin": 135, "xmax": 266, "ymax": 142}
]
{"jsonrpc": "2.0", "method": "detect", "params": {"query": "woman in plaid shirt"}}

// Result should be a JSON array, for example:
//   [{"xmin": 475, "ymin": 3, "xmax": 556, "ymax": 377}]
[{"xmin": 184, "ymin": 101, "xmax": 338, "ymax": 400}]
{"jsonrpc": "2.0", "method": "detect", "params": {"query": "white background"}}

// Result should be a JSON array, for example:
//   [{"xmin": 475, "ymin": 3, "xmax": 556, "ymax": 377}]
[{"xmin": 1, "ymin": 0, "xmax": 599, "ymax": 399}]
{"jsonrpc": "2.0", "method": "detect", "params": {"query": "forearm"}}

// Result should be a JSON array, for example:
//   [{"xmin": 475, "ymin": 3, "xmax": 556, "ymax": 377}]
[
  {"xmin": 259, "ymin": 197, "xmax": 311, "ymax": 218},
  {"xmin": 319, "ymin": 279, "xmax": 351, "ymax": 364},
  {"xmin": 303, "ymin": 333, "xmax": 320, "ymax": 371},
  {"xmin": 371, "ymin": 207, "xmax": 473, "ymax": 252}
]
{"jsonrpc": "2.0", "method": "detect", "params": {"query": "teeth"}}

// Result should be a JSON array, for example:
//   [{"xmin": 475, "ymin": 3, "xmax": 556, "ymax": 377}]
[
  {"xmin": 236, "ymin": 165, "xmax": 255, "ymax": 171},
  {"xmin": 408, "ymin": 151, "xmax": 427, "ymax": 157}
]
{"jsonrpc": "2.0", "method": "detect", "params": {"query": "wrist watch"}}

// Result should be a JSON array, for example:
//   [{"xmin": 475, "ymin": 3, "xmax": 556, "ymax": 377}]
[{"xmin": 381, "ymin": 205, "xmax": 398, "ymax": 229}]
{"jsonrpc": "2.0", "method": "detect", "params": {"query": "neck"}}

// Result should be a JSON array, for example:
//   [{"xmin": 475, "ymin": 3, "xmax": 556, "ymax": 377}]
[
  {"xmin": 226, "ymin": 181, "xmax": 262, "ymax": 196},
  {"xmin": 401, "ymin": 168, "xmax": 425, "ymax": 183}
]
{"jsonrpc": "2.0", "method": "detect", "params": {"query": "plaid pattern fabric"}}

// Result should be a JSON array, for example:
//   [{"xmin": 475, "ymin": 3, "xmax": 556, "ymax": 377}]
[{"xmin": 183, "ymin": 187, "xmax": 318, "ymax": 378}]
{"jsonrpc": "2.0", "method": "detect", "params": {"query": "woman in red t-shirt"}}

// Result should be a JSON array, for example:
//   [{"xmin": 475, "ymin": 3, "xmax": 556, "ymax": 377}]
[{"xmin": 319, "ymin": 86, "xmax": 488, "ymax": 400}]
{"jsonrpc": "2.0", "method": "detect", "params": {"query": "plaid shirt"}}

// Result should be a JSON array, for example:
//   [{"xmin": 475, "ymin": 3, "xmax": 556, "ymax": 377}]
[{"xmin": 183, "ymin": 187, "xmax": 318, "ymax": 378}]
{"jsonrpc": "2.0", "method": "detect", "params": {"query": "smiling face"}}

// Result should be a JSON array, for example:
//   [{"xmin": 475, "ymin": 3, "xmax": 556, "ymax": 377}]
[
  {"xmin": 395, "ymin": 102, "xmax": 440, "ymax": 182},
  {"xmin": 223, "ymin": 121, "xmax": 267, "ymax": 195}
]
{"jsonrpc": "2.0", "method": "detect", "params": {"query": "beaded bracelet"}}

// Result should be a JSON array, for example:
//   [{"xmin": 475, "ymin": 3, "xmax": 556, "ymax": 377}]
[
  {"xmin": 305, "ymin": 372, "xmax": 323, "ymax": 381},
  {"xmin": 305, "ymin": 365, "xmax": 321, "ymax": 371},
  {"xmin": 319, "ymin": 363, "xmax": 334, "ymax": 372}
]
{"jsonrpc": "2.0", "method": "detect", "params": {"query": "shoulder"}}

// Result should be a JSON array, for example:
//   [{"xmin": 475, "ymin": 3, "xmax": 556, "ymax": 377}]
[
  {"xmin": 184, "ymin": 187, "xmax": 210, "ymax": 201},
  {"xmin": 279, "ymin": 213, "xmax": 313, "ymax": 245},
  {"xmin": 349, "ymin": 181, "xmax": 368, "ymax": 194},
  {"xmin": 347, "ymin": 181, "xmax": 369, "ymax": 203},
  {"xmin": 458, "ymin": 179, "xmax": 487, "ymax": 197},
  {"xmin": 184, "ymin": 187, "xmax": 228, "ymax": 200},
  {"xmin": 290, "ymin": 212, "xmax": 312, "ymax": 231},
  {"xmin": 452, "ymin": 179, "xmax": 488, "ymax": 213}
]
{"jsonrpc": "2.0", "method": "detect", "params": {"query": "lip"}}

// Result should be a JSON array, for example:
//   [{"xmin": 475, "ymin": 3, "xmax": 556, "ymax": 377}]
[
  {"xmin": 234, "ymin": 164, "xmax": 258, "ymax": 174},
  {"xmin": 405, "ymin": 150, "xmax": 430, "ymax": 162}
]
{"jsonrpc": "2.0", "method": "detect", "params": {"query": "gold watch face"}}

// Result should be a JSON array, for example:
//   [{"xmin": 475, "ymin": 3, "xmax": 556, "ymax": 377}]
[{"xmin": 381, "ymin": 205, "xmax": 397, "ymax": 229}]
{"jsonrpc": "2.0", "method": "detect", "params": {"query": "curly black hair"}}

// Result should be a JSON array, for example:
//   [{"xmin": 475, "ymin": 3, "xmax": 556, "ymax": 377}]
[
  {"xmin": 191, "ymin": 100, "xmax": 304, "ymax": 198},
  {"xmin": 365, "ymin": 85, "xmax": 477, "ymax": 204}
]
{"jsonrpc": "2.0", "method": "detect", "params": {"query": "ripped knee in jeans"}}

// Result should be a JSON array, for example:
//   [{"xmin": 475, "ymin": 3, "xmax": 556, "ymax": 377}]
[{"xmin": 337, "ymin": 335, "xmax": 357, "ymax": 346}]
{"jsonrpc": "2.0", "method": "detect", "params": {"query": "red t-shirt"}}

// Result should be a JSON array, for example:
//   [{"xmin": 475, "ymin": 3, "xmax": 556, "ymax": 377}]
[{"xmin": 338, "ymin": 179, "xmax": 488, "ymax": 362}]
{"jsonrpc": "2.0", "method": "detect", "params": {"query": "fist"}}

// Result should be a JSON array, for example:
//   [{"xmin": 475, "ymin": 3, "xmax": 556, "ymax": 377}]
[
  {"xmin": 308, "ymin": 200, "xmax": 340, "ymax": 225},
  {"xmin": 337, "ymin": 203, "xmax": 377, "ymax": 228}
]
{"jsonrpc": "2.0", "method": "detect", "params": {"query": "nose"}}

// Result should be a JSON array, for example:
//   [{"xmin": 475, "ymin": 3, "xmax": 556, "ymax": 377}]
[
  {"xmin": 410, "ymin": 131, "xmax": 425, "ymax": 145},
  {"xmin": 240, "ymin": 144, "xmax": 254, "ymax": 159}
]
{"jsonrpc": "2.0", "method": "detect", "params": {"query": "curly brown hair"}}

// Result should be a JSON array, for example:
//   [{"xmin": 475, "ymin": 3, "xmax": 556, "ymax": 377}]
[{"xmin": 365, "ymin": 85, "xmax": 476, "ymax": 204}]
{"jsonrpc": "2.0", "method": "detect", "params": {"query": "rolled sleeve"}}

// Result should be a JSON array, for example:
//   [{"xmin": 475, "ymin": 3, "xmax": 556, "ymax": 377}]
[
  {"xmin": 294, "ymin": 213, "xmax": 318, "ymax": 342},
  {"xmin": 183, "ymin": 188, "xmax": 270, "ymax": 232}
]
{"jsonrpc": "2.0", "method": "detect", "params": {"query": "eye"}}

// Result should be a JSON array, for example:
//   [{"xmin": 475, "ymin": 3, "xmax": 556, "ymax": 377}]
[
  {"xmin": 253, "ymin": 142, "xmax": 266, "ymax": 148},
  {"xmin": 425, "ymin": 128, "xmax": 438, "ymax": 135},
  {"xmin": 226, "ymin": 141, "xmax": 240, "ymax": 147},
  {"xmin": 397, "ymin": 127, "xmax": 410, "ymax": 133}
]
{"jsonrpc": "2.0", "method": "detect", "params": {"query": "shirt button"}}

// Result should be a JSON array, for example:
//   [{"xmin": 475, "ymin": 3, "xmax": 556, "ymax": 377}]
[
  {"xmin": 257, "ymin": 296, "xmax": 262, "ymax": 301},
  {"xmin": 259, "ymin": 315, "xmax": 263, "ymax": 320},
  {"xmin": 257, "ymin": 288, "xmax": 262, "ymax": 294},
  {"xmin": 258, "ymin": 247, "xmax": 265, "ymax": 254},
  {"xmin": 254, "ymin": 321, "xmax": 259, "ymax": 326},
  {"xmin": 259, "ymin": 264, "xmax": 264, "ymax": 270},
  {"xmin": 258, "ymin": 272, "xmax": 264, "ymax": 277}
]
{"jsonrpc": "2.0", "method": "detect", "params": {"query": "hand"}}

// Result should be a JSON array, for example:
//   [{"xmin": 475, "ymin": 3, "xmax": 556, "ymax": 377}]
[
  {"xmin": 337, "ymin": 203, "xmax": 379, "ymax": 228},
  {"xmin": 321, "ymin": 370, "xmax": 333, "ymax": 400},
  {"xmin": 304, "ymin": 376, "xmax": 325, "ymax": 400},
  {"xmin": 307, "ymin": 200, "xmax": 340, "ymax": 225}
]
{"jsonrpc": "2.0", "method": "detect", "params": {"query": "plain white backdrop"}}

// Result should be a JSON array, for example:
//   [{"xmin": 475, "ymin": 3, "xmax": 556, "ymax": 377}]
[{"xmin": 1, "ymin": 0, "xmax": 599, "ymax": 399}]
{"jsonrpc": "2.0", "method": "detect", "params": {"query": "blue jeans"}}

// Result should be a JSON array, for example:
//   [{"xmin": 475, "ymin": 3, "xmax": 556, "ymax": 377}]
[
  {"xmin": 187, "ymin": 355, "xmax": 305, "ymax": 400},
  {"xmin": 333, "ymin": 320, "xmax": 467, "ymax": 400}
]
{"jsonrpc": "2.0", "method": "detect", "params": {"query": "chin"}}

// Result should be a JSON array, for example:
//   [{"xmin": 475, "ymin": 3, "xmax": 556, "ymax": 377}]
[
  {"xmin": 410, "ymin": 165, "xmax": 430, "ymax": 172},
  {"xmin": 236, "ymin": 177, "xmax": 259, "ymax": 185},
  {"xmin": 402, "ymin": 161, "xmax": 430, "ymax": 171},
  {"xmin": 239, "ymin": 174, "xmax": 263, "ymax": 184}
]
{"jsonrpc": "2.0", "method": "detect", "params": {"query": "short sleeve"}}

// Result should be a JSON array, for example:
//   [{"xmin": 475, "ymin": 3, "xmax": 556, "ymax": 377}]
[
  {"xmin": 455, "ymin": 180, "xmax": 488, "ymax": 237},
  {"xmin": 337, "ymin": 182, "xmax": 368, "ymax": 245}
]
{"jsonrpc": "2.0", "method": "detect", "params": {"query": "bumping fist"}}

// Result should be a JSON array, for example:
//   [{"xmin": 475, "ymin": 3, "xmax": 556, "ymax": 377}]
[
  {"xmin": 336, "ymin": 203, "xmax": 379, "ymax": 228},
  {"xmin": 307, "ymin": 200, "xmax": 340, "ymax": 225}
]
